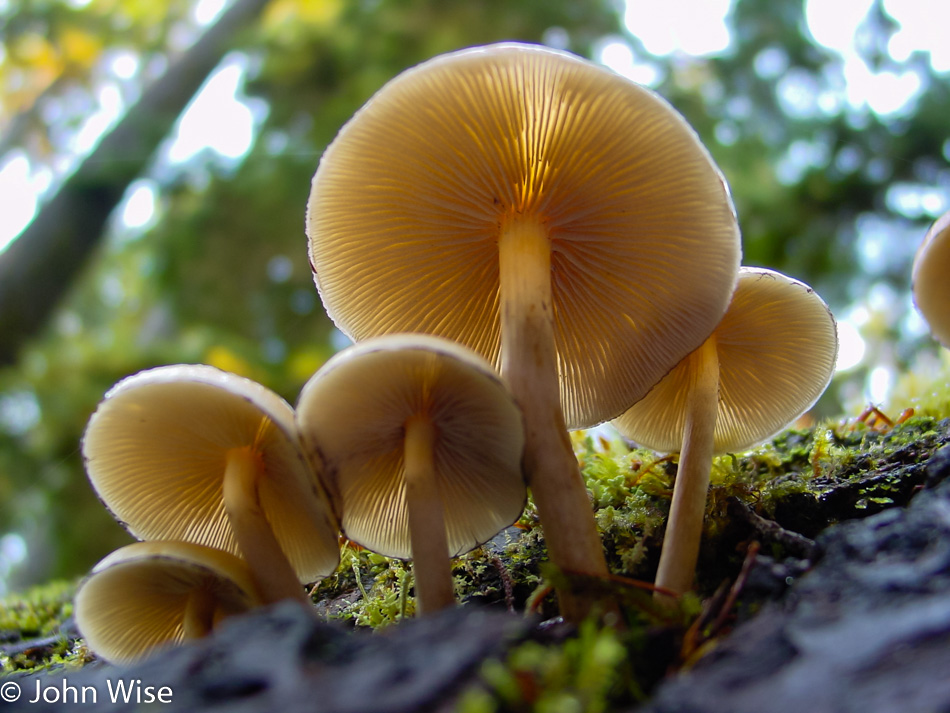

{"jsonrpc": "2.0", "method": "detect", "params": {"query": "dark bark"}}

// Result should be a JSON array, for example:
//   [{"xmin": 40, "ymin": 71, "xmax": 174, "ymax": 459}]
[
  {"xmin": 0, "ymin": 0, "xmax": 271, "ymax": 365},
  {"xmin": 14, "ymin": 603, "xmax": 532, "ymax": 713},
  {"xmin": 635, "ymin": 449, "xmax": 950, "ymax": 713}
]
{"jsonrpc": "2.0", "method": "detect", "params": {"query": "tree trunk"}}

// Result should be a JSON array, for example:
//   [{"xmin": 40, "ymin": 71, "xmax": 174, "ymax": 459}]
[{"xmin": 0, "ymin": 0, "xmax": 271, "ymax": 365}]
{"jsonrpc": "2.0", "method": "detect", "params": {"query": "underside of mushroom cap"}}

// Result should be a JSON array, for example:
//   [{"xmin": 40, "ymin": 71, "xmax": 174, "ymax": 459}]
[
  {"xmin": 82, "ymin": 364, "xmax": 340, "ymax": 583},
  {"xmin": 75, "ymin": 541, "xmax": 260, "ymax": 665},
  {"xmin": 308, "ymin": 42, "xmax": 741, "ymax": 429},
  {"xmin": 296, "ymin": 334, "xmax": 526, "ymax": 560},
  {"xmin": 613, "ymin": 267, "xmax": 838, "ymax": 454},
  {"xmin": 912, "ymin": 210, "xmax": 950, "ymax": 347}
]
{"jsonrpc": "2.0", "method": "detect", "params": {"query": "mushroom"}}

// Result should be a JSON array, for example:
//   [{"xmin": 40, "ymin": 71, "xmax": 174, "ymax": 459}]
[
  {"xmin": 912, "ymin": 210, "xmax": 950, "ymax": 347},
  {"xmin": 306, "ymin": 42, "xmax": 741, "ymax": 620},
  {"xmin": 612, "ymin": 267, "xmax": 839, "ymax": 596},
  {"xmin": 81, "ymin": 364, "xmax": 340, "ymax": 605},
  {"xmin": 74, "ymin": 541, "xmax": 262, "ymax": 664},
  {"xmin": 295, "ymin": 334, "xmax": 526, "ymax": 614}
]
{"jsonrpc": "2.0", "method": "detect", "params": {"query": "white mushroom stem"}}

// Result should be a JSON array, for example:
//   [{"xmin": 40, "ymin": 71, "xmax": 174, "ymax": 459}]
[
  {"xmin": 498, "ymin": 214, "xmax": 610, "ymax": 623},
  {"xmin": 181, "ymin": 587, "xmax": 215, "ymax": 640},
  {"xmin": 222, "ymin": 446, "xmax": 307, "ymax": 604},
  {"xmin": 654, "ymin": 336, "xmax": 720, "ymax": 598},
  {"xmin": 403, "ymin": 413, "xmax": 455, "ymax": 614}
]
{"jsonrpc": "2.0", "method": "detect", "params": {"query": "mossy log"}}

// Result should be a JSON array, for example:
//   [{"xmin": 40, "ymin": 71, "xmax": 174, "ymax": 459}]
[{"xmin": 3, "ymin": 415, "xmax": 950, "ymax": 712}]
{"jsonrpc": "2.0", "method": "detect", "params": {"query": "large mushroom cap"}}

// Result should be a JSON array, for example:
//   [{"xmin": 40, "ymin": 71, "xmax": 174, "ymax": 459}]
[
  {"xmin": 613, "ymin": 267, "xmax": 839, "ymax": 454},
  {"xmin": 75, "ymin": 541, "xmax": 261, "ymax": 664},
  {"xmin": 82, "ymin": 364, "xmax": 340, "ymax": 583},
  {"xmin": 296, "ymin": 333, "xmax": 526, "ymax": 559},
  {"xmin": 912, "ymin": 210, "xmax": 950, "ymax": 347},
  {"xmin": 307, "ymin": 42, "xmax": 741, "ymax": 429}
]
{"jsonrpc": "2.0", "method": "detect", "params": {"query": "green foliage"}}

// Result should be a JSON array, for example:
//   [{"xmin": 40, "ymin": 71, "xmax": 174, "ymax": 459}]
[{"xmin": 458, "ymin": 619, "xmax": 640, "ymax": 713}]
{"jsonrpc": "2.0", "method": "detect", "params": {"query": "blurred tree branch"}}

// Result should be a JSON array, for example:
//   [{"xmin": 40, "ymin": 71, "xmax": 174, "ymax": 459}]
[
  {"xmin": 0, "ymin": 0, "xmax": 271, "ymax": 365},
  {"xmin": 0, "ymin": 75, "xmax": 69, "ymax": 161}
]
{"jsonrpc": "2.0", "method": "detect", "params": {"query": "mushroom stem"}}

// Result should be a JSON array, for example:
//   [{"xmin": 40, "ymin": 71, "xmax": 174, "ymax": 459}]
[
  {"xmin": 403, "ymin": 413, "xmax": 454, "ymax": 614},
  {"xmin": 498, "ymin": 215, "xmax": 610, "ymax": 623},
  {"xmin": 654, "ymin": 336, "xmax": 720, "ymax": 598},
  {"xmin": 222, "ymin": 446, "xmax": 307, "ymax": 604},
  {"xmin": 181, "ymin": 587, "xmax": 215, "ymax": 640}
]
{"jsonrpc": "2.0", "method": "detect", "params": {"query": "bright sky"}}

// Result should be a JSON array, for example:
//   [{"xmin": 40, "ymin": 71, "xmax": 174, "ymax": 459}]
[{"xmin": 0, "ymin": 0, "xmax": 948, "ymax": 388}]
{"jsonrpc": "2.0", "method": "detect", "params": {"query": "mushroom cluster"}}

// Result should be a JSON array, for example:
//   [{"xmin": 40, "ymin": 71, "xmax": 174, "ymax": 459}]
[
  {"xmin": 76, "ymin": 336, "xmax": 527, "ymax": 661},
  {"xmin": 76, "ymin": 365, "xmax": 341, "ymax": 662},
  {"xmin": 306, "ymin": 41, "xmax": 742, "ymax": 620},
  {"xmin": 76, "ymin": 40, "xmax": 844, "ymax": 653}
]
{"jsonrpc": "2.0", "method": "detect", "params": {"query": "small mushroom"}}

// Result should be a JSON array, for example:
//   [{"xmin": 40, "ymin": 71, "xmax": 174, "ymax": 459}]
[
  {"xmin": 74, "ymin": 541, "xmax": 262, "ymax": 664},
  {"xmin": 295, "ymin": 334, "xmax": 526, "ymax": 614},
  {"xmin": 307, "ymin": 42, "xmax": 741, "ymax": 620},
  {"xmin": 912, "ymin": 210, "xmax": 950, "ymax": 347},
  {"xmin": 82, "ymin": 364, "xmax": 340, "ymax": 605},
  {"xmin": 612, "ymin": 267, "xmax": 838, "ymax": 596}
]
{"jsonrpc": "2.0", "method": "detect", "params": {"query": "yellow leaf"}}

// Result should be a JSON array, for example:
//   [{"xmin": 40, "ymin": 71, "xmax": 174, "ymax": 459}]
[
  {"xmin": 204, "ymin": 346, "xmax": 258, "ymax": 380},
  {"xmin": 58, "ymin": 28, "xmax": 103, "ymax": 71},
  {"xmin": 10, "ymin": 34, "xmax": 63, "ymax": 97},
  {"xmin": 264, "ymin": 0, "xmax": 342, "ymax": 30},
  {"xmin": 286, "ymin": 347, "xmax": 329, "ymax": 383}
]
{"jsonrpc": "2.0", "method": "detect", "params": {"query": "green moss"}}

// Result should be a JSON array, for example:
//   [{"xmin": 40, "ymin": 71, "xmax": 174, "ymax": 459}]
[
  {"xmin": 457, "ymin": 618, "xmax": 642, "ymax": 713},
  {"xmin": 310, "ymin": 520, "xmax": 558, "ymax": 626},
  {"xmin": 308, "ymin": 544, "xmax": 416, "ymax": 625},
  {"xmin": 0, "ymin": 580, "xmax": 75, "ymax": 639},
  {"xmin": 568, "ymin": 406, "xmax": 950, "ymax": 603},
  {"xmin": 2, "ymin": 638, "xmax": 90, "ymax": 677},
  {"xmin": 0, "ymin": 579, "xmax": 90, "ymax": 675}
]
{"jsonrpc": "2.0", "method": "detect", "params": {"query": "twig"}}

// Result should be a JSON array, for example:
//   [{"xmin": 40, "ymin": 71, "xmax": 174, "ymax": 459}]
[
  {"xmin": 680, "ymin": 541, "xmax": 761, "ymax": 663},
  {"xmin": 726, "ymin": 497, "xmax": 818, "ymax": 560},
  {"xmin": 490, "ymin": 556, "xmax": 516, "ymax": 613}
]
